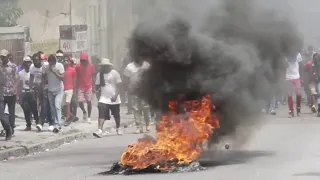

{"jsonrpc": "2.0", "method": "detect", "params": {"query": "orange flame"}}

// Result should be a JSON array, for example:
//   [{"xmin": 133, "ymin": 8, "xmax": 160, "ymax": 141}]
[{"xmin": 120, "ymin": 95, "xmax": 220, "ymax": 170}]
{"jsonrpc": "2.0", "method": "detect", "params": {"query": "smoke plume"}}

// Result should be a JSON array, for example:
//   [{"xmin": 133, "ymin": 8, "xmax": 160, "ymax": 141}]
[{"xmin": 128, "ymin": 0, "xmax": 302, "ymax": 141}]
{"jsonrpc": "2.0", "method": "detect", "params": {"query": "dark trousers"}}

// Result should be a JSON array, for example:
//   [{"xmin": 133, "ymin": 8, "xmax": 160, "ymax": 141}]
[
  {"xmin": 4, "ymin": 95, "xmax": 16, "ymax": 130},
  {"xmin": 70, "ymin": 94, "xmax": 78, "ymax": 118},
  {"xmin": 40, "ymin": 90, "xmax": 53, "ymax": 125},
  {"xmin": 21, "ymin": 92, "xmax": 39, "ymax": 127},
  {"xmin": 0, "ymin": 101, "xmax": 11, "ymax": 135}
]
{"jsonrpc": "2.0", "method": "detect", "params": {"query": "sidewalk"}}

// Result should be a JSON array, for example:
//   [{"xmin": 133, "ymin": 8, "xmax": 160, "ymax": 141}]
[{"xmin": 0, "ymin": 105, "xmax": 135, "ymax": 161}]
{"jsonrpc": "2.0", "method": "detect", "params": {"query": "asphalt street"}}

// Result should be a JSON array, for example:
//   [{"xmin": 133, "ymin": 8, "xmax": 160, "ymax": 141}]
[{"xmin": 1, "ymin": 109, "xmax": 320, "ymax": 180}]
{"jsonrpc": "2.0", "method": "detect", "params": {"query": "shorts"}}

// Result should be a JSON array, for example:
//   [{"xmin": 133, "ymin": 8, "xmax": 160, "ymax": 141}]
[
  {"xmin": 286, "ymin": 79, "xmax": 302, "ymax": 96},
  {"xmin": 309, "ymin": 82, "xmax": 317, "ymax": 95},
  {"xmin": 78, "ymin": 88, "xmax": 93, "ymax": 102},
  {"xmin": 64, "ymin": 90, "xmax": 73, "ymax": 103},
  {"xmin": 98, "ymin": 103, "xmax": 120, "ymax": 120}
]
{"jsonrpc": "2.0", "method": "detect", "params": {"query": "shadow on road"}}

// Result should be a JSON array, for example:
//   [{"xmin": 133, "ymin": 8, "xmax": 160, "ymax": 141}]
[
  {"xmin": 198, "ymin": 150, "xmax": 275, "ymax": 167},
  {"xmin": 293, "ymin": 172, "xmax": 320, "ymax": 177}
]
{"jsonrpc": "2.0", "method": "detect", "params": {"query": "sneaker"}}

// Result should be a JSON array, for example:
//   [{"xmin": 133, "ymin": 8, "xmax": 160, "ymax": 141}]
[
  {"xmin": 87, "ymin": 118, "xmax": 91, "ymax": 124},
  {"xmin": 311, "ymin": 105, "xmax": 317, "ymax": 113},
  {"xmin": 64, "ymin": 120, "xmax": 72, "ymax": 127},
  {"xmin": 53, "ymin": 128, "xmax": 60, "ymax": 133},
  {"xmin": 24, "ymin": 126, "xmax": 31, "ymax": 131},
  {"xmin": 116, "ymin": 128, "xmax": 123, "ymax": 135},
  {"xmin": 36, "ymin": 124, "xmax": 43, "ymax": 132},
  {"xmin": 48, "ymin": 125, "xmax": 54, "ymax": 132},
  {"xmin": 146, "ymin": 125, "xmax": 151, "ymax": 132},
  {"xmin": 288, "ymin": 110, "xmax": 294, "ymax": 118},
  {"xmin": 297, "ymin": 108, "xmax": 301, "ymax": 117},
  {"xmin": 269, "ymin": 110, "xmax": 276, "ymax": 115},
  {"xmin": 5, "ymin": 134, "xmax": 12, "ymax": 141},
  {"xmin": 93, "ymin": 129, "xmax": 103, "ymax": 138},
  {"xmin": 72, "ymin": 116, "xmax": 79, "ymax": 122},
  {"xmin": 135, "ymin": 129, "xmax": 143, "ymax": 134}
]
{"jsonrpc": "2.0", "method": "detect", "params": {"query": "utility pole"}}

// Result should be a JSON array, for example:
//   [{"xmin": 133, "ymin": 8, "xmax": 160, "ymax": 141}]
[{"xmin": 69, "ymin": 0, "xmax": 72, "ymax": 26}]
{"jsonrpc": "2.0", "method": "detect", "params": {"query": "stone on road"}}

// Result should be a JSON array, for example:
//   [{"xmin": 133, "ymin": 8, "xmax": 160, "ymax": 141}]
[{"xmin": 1, "ymin": 107, "xmax": 320, "ymax": 180}]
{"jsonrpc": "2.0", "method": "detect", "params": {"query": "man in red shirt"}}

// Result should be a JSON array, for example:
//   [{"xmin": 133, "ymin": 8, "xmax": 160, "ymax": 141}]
[
  {"xmin": 62, "ymin": 56, "xmax": 77, "ymax": 126},
  {"xmin": 304, "ymin": 58, "xmax": 317, "ymax": 113},
  {"xmin": 76, "ymin": 52, "xmax": 96, "ymax": 123}
]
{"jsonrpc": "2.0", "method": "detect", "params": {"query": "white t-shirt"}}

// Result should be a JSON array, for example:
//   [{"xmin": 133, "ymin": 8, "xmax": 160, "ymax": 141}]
[
  {"xmin": 95, "ymin": 69, "xmax": 122, "ymax": 105},
  {"xmin": 286, "ymin": 53, "xmax": 303, "ymax": 80},
  {"xmin": 18, "ymin": 69, "xmax": 30, "ymax": 91},
  {"xmin": 123, "ymin": 61, "xmax": 150, "ymax": 79}
]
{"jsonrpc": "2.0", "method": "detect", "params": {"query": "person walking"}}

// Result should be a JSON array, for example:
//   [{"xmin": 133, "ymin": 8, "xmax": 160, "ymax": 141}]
[
  {"xmin": 62, "ymin": 56, "xmax": 77, "ymax": 126},
  {"xmin": 286, "ymin": 52, "xmax": 303, "ymax": 117},
  {"xmin": 0, "ymin": 58, "xmax": 11, "ymax": 141},
  {"xmin": 1, "ymin": 49, "xmax": 18, "ymax": 135},
  {"xmin": 93, "ymin": 58, "xmax": 122, "ymax": 137},
  {"xmin": 30, "ymin": 53, "xmax": 54, "ymax": 131},
  {"xmin": 124, "ymin": 57, "xmax": 151, "ymax": 133},
  {"xmin": 43, "ymin": 55, "xmax": 64, "ymax": 133},
  {"xmin": 17, "ymin": 57, "xmax": 40, "ymax": 131},
  {"xmin": 76, "ymin": 52, "xmax": 96, "ymax": 123}
]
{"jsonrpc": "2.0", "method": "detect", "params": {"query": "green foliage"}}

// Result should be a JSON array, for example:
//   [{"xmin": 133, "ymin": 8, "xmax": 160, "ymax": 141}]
[{"xmin": 0, "ymin": 0, "xmax": 23, "ymax": 27}]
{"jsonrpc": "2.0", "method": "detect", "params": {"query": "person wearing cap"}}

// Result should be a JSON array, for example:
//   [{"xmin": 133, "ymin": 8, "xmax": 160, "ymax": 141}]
[
  {"xmin": 42, "ymin": 55, "xmax": 65, "ymax": 133},
  {"xmin": 0, "ymin": 59, "xmax": 11, "ymax": 140},
  {"xmin": 76, "ymin": 52, "xmax": 96, "ymax": 123},
  {"xmin": 62, "ymin": 55, "xmax": 77, "ymax": 126},
  {"xmin": 17, "ymin": 57, "xmax": 41, "ymax": 131},
  {"xmin": 123, "ymin": 56, "xmax": 151, "ymax": 134},
  {"xmin": 30, "ymin": 52, "xmax": 54, "ymax": 131},
  {"xmin": 0, "ymin": 49, "xmax": 18, "ymax": 135},
  {"xmin": 56, "ymin": 50, "xmax": 64, "ymax": 63},
  {"xmin": 93, "ymin": 58, "xmax": 122, "ymax": 137}
]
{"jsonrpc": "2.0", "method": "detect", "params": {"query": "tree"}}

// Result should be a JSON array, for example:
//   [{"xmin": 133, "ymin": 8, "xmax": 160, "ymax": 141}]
[{"xmin": 0, "ymin": 0, "xmax": 23, "ymax": 27}]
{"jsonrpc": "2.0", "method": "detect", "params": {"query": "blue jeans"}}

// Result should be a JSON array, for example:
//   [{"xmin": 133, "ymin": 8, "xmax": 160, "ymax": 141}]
[
  {"xmin": 40, "ymin": 90, "xmax": 53, "ymax": 125},
  {"xmin": 48, "ymin": 89, "xmax": 64, "ymax": 129}
]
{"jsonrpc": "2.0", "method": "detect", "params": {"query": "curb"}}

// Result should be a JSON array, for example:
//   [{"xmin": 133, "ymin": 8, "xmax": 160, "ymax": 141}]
[{"xmin": 0, "ymin": 120, "xmax": 135, "ymax": 161}]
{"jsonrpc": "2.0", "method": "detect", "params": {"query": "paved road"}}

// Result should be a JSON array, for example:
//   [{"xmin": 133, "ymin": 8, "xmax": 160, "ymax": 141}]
[{"xmin": 1, "ymin": 108, "xmax": 320, "ymax": 180}]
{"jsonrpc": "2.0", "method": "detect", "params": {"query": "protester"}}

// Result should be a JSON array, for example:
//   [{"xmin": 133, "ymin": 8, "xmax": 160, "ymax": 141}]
[
  {"xmin": 312, "ymin": 52, "xmax": 320, "ymax": 116},
  {"xmin": 0, "ymin": 57, "xmax": 11, "ymax": 141},
  {"xmin": 30, "ymin": 53, "xmax": 54, "ymax": 131},
  {"xmin": 43, "ymin": 55, "xmax": 64, "ymax": 133},
  {"xmin": 17, "ymin": 56, "xmax": 40, "ymax": 131},
  {"xmin": 93, "ymin": 58, "xmax": 122, "ymax": 137},
  {"xmin": 120, "ymin": 55, "xmax": 133, "ymax": 115},
  {"xmin": 1, "ymin": 49, "xmax": 18, "ymax": 135},
  {"xmin": 76, "ymin": 52, "xmax": 96, "ymax": 123},
  {"xmin": 124, "ymin": 57, "xmax": 151, "ymax": 133},
  {"xmin": 286, "ymin": 52, "xmax": 303, "ymax": 117},
  {"xmin": 304, "ymin": 55, "xmax": 317, "ymax": 113},
  {"xmin": 62, "ymin": 55, "xmax": 77, "ymax": 126},
  {"xmin": 69, "ymin": 58, "xmax": 79, "ymax": 122},
  {"xmin": 56, "ymin": 50, "xmax": 64, "ymax": 63}
]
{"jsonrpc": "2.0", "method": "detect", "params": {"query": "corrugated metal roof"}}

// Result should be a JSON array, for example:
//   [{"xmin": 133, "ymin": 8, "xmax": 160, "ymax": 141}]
[{"xmin": 0, "ymin": 26, "xmax": 28, "ymax": 34}]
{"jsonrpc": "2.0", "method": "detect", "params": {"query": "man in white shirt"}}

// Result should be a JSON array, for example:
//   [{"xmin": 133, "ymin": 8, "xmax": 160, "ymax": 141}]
[
  {"xmin": 286, "ymin": 52, "xmax": 303, "ymax": 117},
  {"xmin": 123, "ymin": 57, "xmax": 151, "ymax": 134},
  {"xmin": 93, "ymin": 58, "xmax": 122, "ymax": 137},
  {"xmin": 17, "ymin": 56, "xmax": 40, "ymax": 131}
]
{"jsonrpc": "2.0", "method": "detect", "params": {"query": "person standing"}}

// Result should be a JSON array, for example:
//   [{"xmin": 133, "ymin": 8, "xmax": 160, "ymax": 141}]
[
  {"xmin": 1, "ymin": 49, "xmax": 18, "ymax": 135},
  {"xmin": 43, "ymin": 55, "xmax": 64, "ymax": 133},
  {"xmin": 286, "ymin": 52, "xmax": 303, "ymax": 117},
  {"xmin": 312, "ymin": 52, "xmax": 320, "ymax": 116},
  {"xmin": 0, "ymin": 57, "xmax": 11, "ymax": 141},
  {"xmin": 62, "ymin": 56, "xmax": 77, "ymax": 126},
  {"xmin": 124, "ymin": 57, "xmax": 151, "ymax": 133},
  {"xmin": 93, "ymin": 58, "xmax": 122, "ymax": 137},
  {"xmin": 30, "ymin": 53, "xmax": 54, "ymax": 131},
  {"xmin": 76, "ymin": 52, "xmax": 96, "ymax": 123},
  {"xmin": 56, "ymin": 50, "xmax": 64, "ymax": 63},
  {"xmin": 17, "ymin": 57, "xmax": 40, "ymax": 131}
]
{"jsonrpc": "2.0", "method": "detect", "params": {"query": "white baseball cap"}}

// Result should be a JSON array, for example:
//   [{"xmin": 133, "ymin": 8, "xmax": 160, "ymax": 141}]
[
  {"xmin": 0, "ymin": 49, "xmax": 9, "ymax": 56},
  {"xmin": 100, "ymin": 58, "xmax": 113, "ymax": 66},
  {"xmin": 23, "ymin": 56, "xmax": 32, "ymax": 62}
]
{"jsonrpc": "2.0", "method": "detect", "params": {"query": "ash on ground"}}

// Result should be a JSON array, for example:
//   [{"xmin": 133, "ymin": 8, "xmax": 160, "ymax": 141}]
[{"xmin": 99, "ymin": 161, "xmax": 205, "ymax": 176}]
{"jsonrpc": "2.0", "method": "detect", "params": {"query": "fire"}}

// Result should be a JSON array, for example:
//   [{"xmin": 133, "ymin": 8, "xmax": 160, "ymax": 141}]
[{"xmin": 120, "ymin": 95, "xmax": 220, "ymax": 170}]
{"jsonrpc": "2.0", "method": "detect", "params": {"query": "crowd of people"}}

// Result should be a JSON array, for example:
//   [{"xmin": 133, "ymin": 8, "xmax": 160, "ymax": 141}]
[
  {"xmin": 266, "ymin": 46, "xmax": 320, "ymax": 118},
  {"xmin": 0, "ymin": 49, "xmax": 154, "ymax": 141}
]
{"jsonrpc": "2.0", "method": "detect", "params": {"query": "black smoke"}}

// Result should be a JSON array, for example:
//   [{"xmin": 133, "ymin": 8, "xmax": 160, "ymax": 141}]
[{"xmin": 128, "ymin": 0, "xmax": 302, "ymax": 140}]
